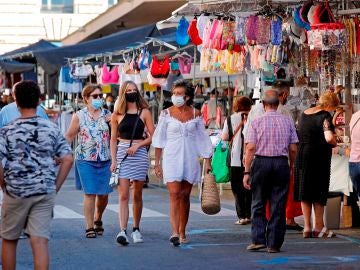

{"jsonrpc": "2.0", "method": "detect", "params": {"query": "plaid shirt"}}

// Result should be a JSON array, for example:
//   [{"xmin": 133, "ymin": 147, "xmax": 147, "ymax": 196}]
[{"xmin": 245, "ymin": 111, "xmax": 298, "ymax": 157}]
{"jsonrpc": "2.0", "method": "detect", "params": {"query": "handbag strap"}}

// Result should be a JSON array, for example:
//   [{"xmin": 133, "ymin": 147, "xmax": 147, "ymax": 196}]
[
  {"xmin": 229, "ymin": 115, "xmax": 244, "ymax": 144},
  {"xmin": 119, "ymin": 109, "xmax": 143, "ymax": 165}
]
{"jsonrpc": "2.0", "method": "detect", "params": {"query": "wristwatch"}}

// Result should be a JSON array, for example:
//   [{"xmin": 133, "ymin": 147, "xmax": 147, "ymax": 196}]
[{"xmin": 243, "ymin": 171, "xmax": 250, "ymax": 175}]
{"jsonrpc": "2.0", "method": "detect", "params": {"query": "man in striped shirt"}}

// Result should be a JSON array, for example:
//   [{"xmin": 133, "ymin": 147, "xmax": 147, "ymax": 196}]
[{"xmin": 243, "ymin": 89, "xmax": 298, "ymax": 253}]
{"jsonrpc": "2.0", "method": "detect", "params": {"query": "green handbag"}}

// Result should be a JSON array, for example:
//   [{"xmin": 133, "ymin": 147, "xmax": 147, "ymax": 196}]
[{"xmin": 211, "ymin": 141, "xmax": 230, "ymax": 183}]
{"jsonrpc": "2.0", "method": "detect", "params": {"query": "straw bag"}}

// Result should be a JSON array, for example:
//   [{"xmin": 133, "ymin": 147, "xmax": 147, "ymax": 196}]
[{"xmin": 201, "ymin": 172, "xmax": 221, "ymax": 215}]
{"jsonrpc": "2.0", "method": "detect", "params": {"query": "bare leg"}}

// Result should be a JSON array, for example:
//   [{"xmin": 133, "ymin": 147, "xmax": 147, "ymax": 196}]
[
  {"xmin": 1, "ymin": 239, "xmax": 18, "ymax": 270},
  {"xmin": 301, "ymin": 201, "xmax": 312, "ymax": 232},
  {"xmin": 94, "ymin": 195, "xmax": 108, "ymax": 222},
  {"xmin": 179, "ymin": 181, "xmax": 193, "ymax": 240},
  {"xmin": 30, "ymin": 236, "xmax": 49, "ymax": 270},
  {"xmin": 167, "ymin": 182, "xmax": 181, "ymax": 236},
  {"xmin": 313, "ymin": 202, "xmax": 325, "ymax": 232},
  {"xmin": 132, "ymin": 180, "xmax": 144, "ymax": 228},
  {"xmin": 83, "ymin": 194, "xmax": 96, "ymax": 229},
  {"xmin": 118, "ymin": 179, "xmax": 130, "ymax": 230}
]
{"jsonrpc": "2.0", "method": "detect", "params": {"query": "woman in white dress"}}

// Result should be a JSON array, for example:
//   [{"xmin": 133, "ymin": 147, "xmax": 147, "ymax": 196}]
[{"xmin": 152, "ymin": 80, "xmax": 212, "ymax": 246}]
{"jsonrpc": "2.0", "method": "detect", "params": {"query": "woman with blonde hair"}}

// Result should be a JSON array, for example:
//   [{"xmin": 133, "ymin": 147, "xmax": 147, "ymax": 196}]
[
  {"xmin": 66, "ymin": 84, "xmax": 112, "ymax": 238},
  {"xmin": 294, "ymin": 91, "xmax": 339, "ymax": 238},
  {"xmin": 110, "ymin": 81, "xmax": 154, "ymax": 246}
]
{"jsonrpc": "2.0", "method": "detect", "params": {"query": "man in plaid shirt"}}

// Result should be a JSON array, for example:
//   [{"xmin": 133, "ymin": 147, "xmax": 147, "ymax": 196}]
[{"xmin": 243, "ymin": 89, "xmax": 298, "ymax": 253}]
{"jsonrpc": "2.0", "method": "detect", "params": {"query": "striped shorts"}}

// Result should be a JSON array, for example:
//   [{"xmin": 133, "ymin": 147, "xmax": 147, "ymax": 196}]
[{"xmin": 116, "ymin": 141, "xmax": 149, "ymax": 181}]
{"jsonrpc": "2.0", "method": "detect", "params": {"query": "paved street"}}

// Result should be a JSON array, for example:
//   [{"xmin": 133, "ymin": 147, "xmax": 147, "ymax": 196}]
[{"xmin": 1, "ymin": 174, "xmax": 360, "ymax": 270}]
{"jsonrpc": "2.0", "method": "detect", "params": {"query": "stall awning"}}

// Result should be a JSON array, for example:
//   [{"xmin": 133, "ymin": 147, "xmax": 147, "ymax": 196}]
[
  {"xmin": 34, "ymin": 24, "xmax": 159, "ymax": 74},
  {"xmin": 0, "ymin": 60, "xmax": 35, "ymax": 73},
  {"xmin": 0, "ymin": 40, "xmax": 58, "ymax": 60}
]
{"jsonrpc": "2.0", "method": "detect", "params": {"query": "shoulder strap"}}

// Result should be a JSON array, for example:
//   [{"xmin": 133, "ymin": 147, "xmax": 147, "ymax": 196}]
[
  {"xmin": 227, "ymin": 116, "xmax": 233, "ymax": 140},
  {"xmin": 229, "ymin": 114, "xmax": 245, "ymax": 144},
  {"xmin": 119, "ymin": 109, "xmax": 142, "ymax": 165}
]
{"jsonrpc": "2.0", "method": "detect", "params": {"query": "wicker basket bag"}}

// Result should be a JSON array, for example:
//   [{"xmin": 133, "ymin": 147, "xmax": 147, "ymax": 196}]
[{"xmin": 201, "ymin": 172, "xmax": 221, "ymax": 215}]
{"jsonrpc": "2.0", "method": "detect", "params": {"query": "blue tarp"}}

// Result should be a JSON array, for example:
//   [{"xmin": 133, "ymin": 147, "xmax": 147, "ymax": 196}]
[
  {"xmin": 34, "ymin": 24, "xmax": 159, "ymax": 74},
  {"xmin": 0, "ymin": 60, "xmax": 34, "ymax": 73},
  {"xmin": 0, "ymin": 39, "xmax": 57, "ymax": 59}
]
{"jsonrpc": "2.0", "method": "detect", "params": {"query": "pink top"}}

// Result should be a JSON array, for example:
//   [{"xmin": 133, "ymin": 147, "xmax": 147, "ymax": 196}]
[
  {"xmin": 101, "ymin": 65, "xmax": 119, "ymax": 84},
  {"xmin": 350, "ymin": 111, "xmax": 360, "ymax": 162},
  {"xmin": 178, "ymin": 56, "xmax": 192, "ymax": 74}
]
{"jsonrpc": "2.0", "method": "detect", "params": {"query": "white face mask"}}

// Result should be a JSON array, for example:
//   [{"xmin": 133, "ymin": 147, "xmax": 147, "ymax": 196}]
[{"xmin": 171, "ymin": 95, "xmax": 186, "ymax": 107}]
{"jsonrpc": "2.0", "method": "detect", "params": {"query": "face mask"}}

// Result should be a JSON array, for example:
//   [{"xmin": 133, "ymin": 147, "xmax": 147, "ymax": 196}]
[
  {"xmin": 125, "ymin": 92, "xmax": 139, "ymax": 103},
  {"xmin": 91, "ymin": 99, "xmax": 103, "ymax": 110},
  {"xmin": 106, "ymin": 101, "xmax": 113, "ymax": 107},
  {"xmin": 171, "ymin": 95, "xmax": 186, "ymax": 107}
]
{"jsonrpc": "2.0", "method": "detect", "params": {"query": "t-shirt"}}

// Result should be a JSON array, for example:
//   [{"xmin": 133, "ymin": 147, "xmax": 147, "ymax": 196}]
[
  {"xmin": 0, "ymin": 117, "xmax": 72, "ymax": 198},
  {"xmin": 0, "ymin": 102, "xmax": 48, "ymax": 128}
]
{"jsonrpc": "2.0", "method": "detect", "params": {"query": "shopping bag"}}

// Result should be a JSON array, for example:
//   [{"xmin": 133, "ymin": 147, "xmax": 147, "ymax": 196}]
[
  {"xmin": 211, "ymin": 141, "xmax": 230, "ymax": 183},
  {"xmin": 201, "ymin": 172, "xmax": 221, "ymax": 215}
]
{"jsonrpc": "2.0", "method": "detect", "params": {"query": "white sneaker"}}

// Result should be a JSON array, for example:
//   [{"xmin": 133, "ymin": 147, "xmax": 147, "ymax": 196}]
[
  {"xmin": 116, "ymin": 230, "xmax": 129, "ymax": 246},
  {"xmin": 131, "ymin": 230, "xmax": 144, "ymax": 243}
]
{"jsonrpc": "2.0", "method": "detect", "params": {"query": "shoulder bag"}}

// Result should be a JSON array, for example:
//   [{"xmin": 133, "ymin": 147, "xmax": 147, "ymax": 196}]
[{"xmin": 109, "ymin": 110, "xmax": 142, "ymax": 187}]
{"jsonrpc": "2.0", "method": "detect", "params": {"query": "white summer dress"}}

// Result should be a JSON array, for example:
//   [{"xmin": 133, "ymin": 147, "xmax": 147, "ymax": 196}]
[{"xmin": 152, "ymin": 109, "xmax": 213, "ymax": 184}]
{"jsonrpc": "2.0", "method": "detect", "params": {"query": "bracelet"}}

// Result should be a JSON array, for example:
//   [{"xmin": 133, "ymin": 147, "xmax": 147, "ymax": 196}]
[{"xmin": 243, "ymin": 171, "xmax": 250, "ymax": 175}]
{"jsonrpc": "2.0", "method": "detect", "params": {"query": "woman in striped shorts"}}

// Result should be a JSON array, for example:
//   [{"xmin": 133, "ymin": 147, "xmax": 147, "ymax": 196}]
[{"xmin": 110, "ymin": 81, "xmax": 154, "ymax": 246}]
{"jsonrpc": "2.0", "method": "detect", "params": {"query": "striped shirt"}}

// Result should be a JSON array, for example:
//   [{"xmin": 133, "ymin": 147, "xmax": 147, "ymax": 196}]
[{"xmin": 245, "ymin": 111, "xmax": 298, "ymax": 157}]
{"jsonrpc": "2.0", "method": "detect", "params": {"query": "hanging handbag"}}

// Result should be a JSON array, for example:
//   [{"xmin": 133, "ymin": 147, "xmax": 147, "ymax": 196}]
[
  {"xmin": 211, "ymin": 141, "xmax": 230, "ymax": 183},
  {"xmin": 109, "ymin": 110, "xmax": 142, "ymax": 187},
  {"xmin": 201, "ymin": 172, "xmax": 221, "ymax": 215}
]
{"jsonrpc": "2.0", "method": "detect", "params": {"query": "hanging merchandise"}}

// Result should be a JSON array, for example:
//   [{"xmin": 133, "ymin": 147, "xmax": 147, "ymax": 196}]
[
  {"xmin": 294, "ymin": 6, "xmax": 310, "ymax": 31},
  {"xmin": 176, "ymin": 16, "xmax": 190, "ymax": 46},
  {"xmin": 70, "ymin": 63, "xmax": 93, "ymax": 79},
  {"xmin": 137, "ymin": 48, "xmax": 151, "ymax": 70},
  {"xmin": 188, "ymin": 17, "xmax": 203, "ymax": 46},
  {"xmin": 256, "ymin": 17, "xmax": 271, "ymax": 45},
  {"xmin": 178, "ymin": 54, "xmax": 193, "ymax": 74},
  {"xmin": 235, "ymin": 16, "xmax": 246, "ymax": 45},
  {"xmin": 209, "ymin": 19, "xmax": 223, "ymax": 50},
  {"xmin": 101, "ymin": 65, "xmax": 119, "ymax": 84},
  {"xmin": 221, "ymin": 20, "xmax": 236, "ymax": 50},
  {"xmin": 245, "ymin": 15, "xmax": 259, "ymax": 44},
  {"xmin": 58, "ymin": 66, "xmax": 83, "ymax": 93},
  {"xmin": 150, "ymin": 55, "xmax": 170, "ymax": 78}
]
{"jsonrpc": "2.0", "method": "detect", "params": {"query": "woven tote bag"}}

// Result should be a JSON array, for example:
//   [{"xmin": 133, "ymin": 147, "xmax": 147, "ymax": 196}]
[{"xmin": 201, "ymin": 172, "xmax": 221, "ymax": 215}]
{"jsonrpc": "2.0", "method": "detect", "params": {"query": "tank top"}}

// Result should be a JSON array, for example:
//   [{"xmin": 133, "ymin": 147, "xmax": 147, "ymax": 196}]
[{"xmin": 117, "ymin": 111, "xmax": 145, "ymax": 140}]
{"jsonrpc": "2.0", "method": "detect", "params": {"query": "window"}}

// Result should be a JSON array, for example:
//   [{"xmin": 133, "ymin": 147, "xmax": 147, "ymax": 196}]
[{"xmin": 41, "ymin": 0, "xmax": 74, "ymax": 13}]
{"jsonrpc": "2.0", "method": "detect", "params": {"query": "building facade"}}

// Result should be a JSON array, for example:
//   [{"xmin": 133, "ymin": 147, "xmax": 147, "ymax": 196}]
[{"xmin": 0, "ymin": 0, "xmax": 118, "ymax": 54}]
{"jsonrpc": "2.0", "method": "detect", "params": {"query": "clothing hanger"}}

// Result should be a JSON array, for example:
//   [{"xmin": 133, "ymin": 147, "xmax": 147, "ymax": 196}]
[{"xmin": 181, "ymin": 51, "xmax": 192, "ymax": 58}]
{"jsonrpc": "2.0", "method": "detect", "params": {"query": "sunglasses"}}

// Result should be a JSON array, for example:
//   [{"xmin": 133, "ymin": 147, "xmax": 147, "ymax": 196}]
[{"xmin": 89, "ymin": 94, "xmax": 102, "ymax": 99}]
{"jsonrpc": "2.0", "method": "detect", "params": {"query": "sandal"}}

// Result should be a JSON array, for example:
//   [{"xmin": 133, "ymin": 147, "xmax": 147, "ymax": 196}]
[
  {"xmin": 180, "ymin": 236, "xmax": 189, "ymax": 244},
  {"xmin": 313, "ymin": 227, "xmax": 336, "ymax": 238},
  {"xmin": 94, "ymin": 221, "xmax": 104, "ymax": 236},
  {"xmin": 85, "ymin": 228, "xmax": 97, "ymax": 238},
  {"xmin": 303, "ymin": 231, "xmax": 312, "ymax": 238},
  {"xmin": 169, "ymin": 234, "xmax": 180, "ymax": 247}
]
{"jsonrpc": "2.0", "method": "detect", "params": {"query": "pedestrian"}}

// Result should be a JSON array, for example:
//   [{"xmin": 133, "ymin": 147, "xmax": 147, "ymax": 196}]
[
  {"xmin": 349, "ymin": 109, "xmax": 360, "ymax": 197},
  {"xmin": 201, "ymin": 89, "xmax": 224, "ymax": 129},
  {"xmin": 152, "ymin": 79, "xmax": 212, "ymax": 246},
  {"xmin": 0, "ymin": 80, "xmax": 73, "ymax": 270},
  {"xmin": 110, "ymin": 80, "xmax": 154, "ymax": 245},
  {"xmin": 243, "ymin": 89, "xmax": 298, "ymax": 253},
  {"xmin": 221, "ymin": 96, "xmax": 252, "ymax": 225},
  {"xmin": 65, "ymin": 84, "xmax": 112, "ymax": 239},
  {"xmin": 104, "ymin": 94, "xmax": 115, "ymax": 113},
  {"xmin": 244, "ymin": 84, "xmax": 303, "ymax": 231},
  {"xmin": 0, "ymin": 82, "xmax": 48, "ymax": 128},
  {"xmin": 294, "ymin": 91, "xmax": 339, "ymax": 238}
]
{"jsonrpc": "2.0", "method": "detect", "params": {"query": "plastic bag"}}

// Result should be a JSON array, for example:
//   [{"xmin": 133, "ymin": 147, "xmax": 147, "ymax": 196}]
[{"xmin": 211, "ymin": 141, "xmax": 230, "ymax": 183}]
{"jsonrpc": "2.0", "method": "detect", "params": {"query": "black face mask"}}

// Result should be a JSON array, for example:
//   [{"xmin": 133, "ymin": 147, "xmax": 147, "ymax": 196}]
[{"xmin": 125, "ymin": 92, "xmax": 139, "ymax": 103}]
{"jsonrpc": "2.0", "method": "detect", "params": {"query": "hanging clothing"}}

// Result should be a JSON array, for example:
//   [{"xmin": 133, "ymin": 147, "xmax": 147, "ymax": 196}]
[{"xmin": 58, "ymin": 66, "xmax": 83, "ymax": 93}]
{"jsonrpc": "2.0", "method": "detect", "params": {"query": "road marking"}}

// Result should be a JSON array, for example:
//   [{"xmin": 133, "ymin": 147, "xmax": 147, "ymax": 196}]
[
  {"xmin": 53, "ymin": 205, "xmax": 84, "ymax": 219},
  {"xmin": 190, "ymin": 203, "xmax": 236, "ymax": 217},
  {"xmin": 106, "ymin": 204, "xmax": 167, "ymax": 217}
]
